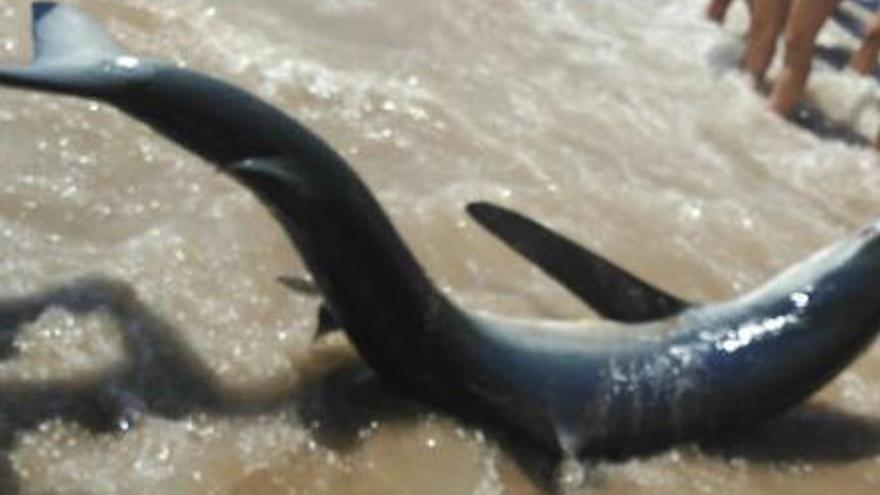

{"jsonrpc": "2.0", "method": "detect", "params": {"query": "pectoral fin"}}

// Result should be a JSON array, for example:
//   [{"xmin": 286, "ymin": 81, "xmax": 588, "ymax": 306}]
[
  {"xmin": 277, "ymin": 275, "xmax": 322, "ymax": 296},
  {"xmin": 467, "ymin": 202, "xmax": 690, "ymax": 322}
]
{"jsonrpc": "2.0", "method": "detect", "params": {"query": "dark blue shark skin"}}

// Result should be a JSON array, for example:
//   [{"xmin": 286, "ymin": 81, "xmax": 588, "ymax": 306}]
[{"xmin": 2, "ymin": 2, "xmax": 880, "ymax": 459}]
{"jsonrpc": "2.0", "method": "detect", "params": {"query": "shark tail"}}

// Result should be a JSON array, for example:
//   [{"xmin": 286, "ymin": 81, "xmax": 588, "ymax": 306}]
[{"xmin": 0, "ymin": 2, "xmax": 129, "ymax": 95}]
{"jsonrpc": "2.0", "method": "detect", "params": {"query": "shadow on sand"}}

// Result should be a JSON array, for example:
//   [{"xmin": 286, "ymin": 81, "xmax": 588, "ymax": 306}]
[
  {"xmin": 703, "ymin": 403, "xmax": 880, "ymax": 463},
  {"xmin": 0, "ymin": 276, "xmax": 450, "ymax": 494},
  {"xmin": 0, "ymin": 276, "xmax": 878, "ymax": 494}
]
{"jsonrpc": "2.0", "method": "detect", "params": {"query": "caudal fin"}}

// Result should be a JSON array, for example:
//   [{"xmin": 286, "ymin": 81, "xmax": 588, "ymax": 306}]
[
  {"xmin": 30, "ymin": 3, "xmax": 124, "ymax": 64},
  {"xmin": 0, "ymin": 2, "xmax": 129, "ymax": 94}
]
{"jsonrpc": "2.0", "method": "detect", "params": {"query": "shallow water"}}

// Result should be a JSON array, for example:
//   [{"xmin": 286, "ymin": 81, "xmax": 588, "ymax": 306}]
[{"xmin": 1, "ymin": 0, "xmax": 880, "ymax": 493}]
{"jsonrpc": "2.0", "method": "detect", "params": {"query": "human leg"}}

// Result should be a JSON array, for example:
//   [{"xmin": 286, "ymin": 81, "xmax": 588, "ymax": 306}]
[
  {"xmin": 742, "ymin": 0, "xmax": 791, "ymax": 84},
  {"xmin": 707, "ymin": 0, "xmax": 735, "ymax": 23},
  {"xmin": 769, "ymin": 0, "xmax": 843, "ymax": 117},
  {"xmin": 850, "ymin": 13, "xmax": 880, "ymax": 74}
]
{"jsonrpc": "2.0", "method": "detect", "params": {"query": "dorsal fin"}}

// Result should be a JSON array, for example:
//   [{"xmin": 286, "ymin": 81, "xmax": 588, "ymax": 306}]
[
  {"xmin": 31, "ymin": 2, "xmax": 124, "ymax": 66},
  {"xmin": 467, "ymin": 202, "xmax": 690, "ymax": 323}
]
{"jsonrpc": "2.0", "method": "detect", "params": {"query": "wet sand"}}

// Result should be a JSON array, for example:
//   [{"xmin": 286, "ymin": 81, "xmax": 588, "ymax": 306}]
[{"xmin": 0, "ymin": 0, "xmax": 879, "ymax": 493}]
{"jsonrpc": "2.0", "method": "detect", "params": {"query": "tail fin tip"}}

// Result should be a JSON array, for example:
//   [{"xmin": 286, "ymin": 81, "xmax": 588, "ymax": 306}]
[
  {"xmin": 29, "ymin": 1, "xmax": 124, "ymax": 66},
  {"xmin": 33, "ymin": 2, "xmax": 60, "ymax": 21},
  {"xmin": 0, "ymin": 2, "xmax": 129, "ymax": 94}
]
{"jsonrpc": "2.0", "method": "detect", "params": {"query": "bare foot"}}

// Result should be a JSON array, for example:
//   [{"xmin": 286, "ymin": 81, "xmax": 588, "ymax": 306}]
[{"xmin": 849, "ymin": 15, "xmax": 880, "ymax": 74}]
